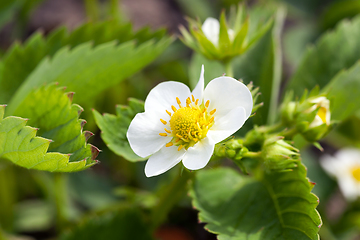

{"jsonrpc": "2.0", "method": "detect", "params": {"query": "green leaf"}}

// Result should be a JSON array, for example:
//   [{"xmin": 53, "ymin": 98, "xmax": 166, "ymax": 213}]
[
  {"xmin": 287, "ymin": 15, "xmax": 360, "ymax": 97},
  {"xmin": 93, "ymin": 98, "xmax": 144, "ymax": 162},
  {"xmin": 12, "ymin": 84, "xmax": 99, "ymax": 164},
  {"xmin": 0, "ymin": 20, "xmax": 169, "ymax": 104},
  {"xmin": 60, "ymin": 207, "xmax": 153, "ymax": 240},
  {"xmin": 190, "ymin": 164, "xmax": 321, "ymax": 240},
  {"xmin": 322, "ymin": 61, "xmax": 360, "ymax": 121},
  {"xmin": 6, "ymin": 37, "xmax": 172, "ymax": 116},
  {"xmin": 0, "ymin": 105, "xmax": 96, "ymax": 172}
]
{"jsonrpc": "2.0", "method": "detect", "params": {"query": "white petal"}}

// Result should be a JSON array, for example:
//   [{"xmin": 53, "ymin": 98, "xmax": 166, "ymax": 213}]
[
  {"xmin": 335, "ymin": 148, "xmax": 360, "ymax": 166},
  {"xmin": 207, "ymin": 107, "xmax": 246, "ymax": 143},
  {"xmin": 203, "ymin": 76, "xmax": 253, "ymax": 119},
  {"xmin": 192, "ymin": 65, "xmax": 204, "ymax": 103},
  {"xmin": 127, "ymin": 112, "xmax": 171, "ymax": 158},
  {"xmin": 182, "ymin": 137, "xmax": 215, "ymax": 170},
  {"xmin": 201, "ymin": 17, "xmax": 220, "ymax": 46},
  {"xmin": 144, "ymin": 81, "xmax": 191, "ymax": 116},
  {"xmin": 319, "ymin": 154, "xmax": 345, "ymax": 177},
  {"xmin": 145, "ymin": 146, "xmax": 185, "ymax": 177},
  {"xmin": 338, "ymin": 175, "xmax": 360, "ymax": 201},
  {"xmin": 309, "ymin": 115, "xmax": 323, "ymax": 128}
]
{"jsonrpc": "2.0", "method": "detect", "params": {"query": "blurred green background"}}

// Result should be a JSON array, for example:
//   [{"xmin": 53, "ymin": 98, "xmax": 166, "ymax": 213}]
[{"xmin": 1, "ymin": 0, "xmax": 360, "ymax": 239}]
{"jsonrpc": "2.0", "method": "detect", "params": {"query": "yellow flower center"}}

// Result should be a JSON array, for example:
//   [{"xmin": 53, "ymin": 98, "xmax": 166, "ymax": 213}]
[
  {"xmin": 158, "ymin": 95, "xmax": 216, "ymax": 151},
  {"xmin": 317, "ymin": 107, "xmax": 327, "ymax": 123},
  {"xmin": 351, "ymin": 166, "xmax": 360, "ymax": 182}
]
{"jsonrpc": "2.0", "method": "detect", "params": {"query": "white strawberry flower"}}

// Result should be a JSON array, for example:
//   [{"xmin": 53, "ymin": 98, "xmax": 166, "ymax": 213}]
[
  {"xmin": 308, "ymin": 96, "xmax": 331, "ymax": 128},
  {"xmin": 320, "ymin": 148, "xmax": 360, "ymax": 201},
  {"xmin": 127, "ymin": 65, "xmax": 253, "ymax": 177},
  {"xmin": 201, "ymin": 17, "xmax": 235, "ymax": 47}
]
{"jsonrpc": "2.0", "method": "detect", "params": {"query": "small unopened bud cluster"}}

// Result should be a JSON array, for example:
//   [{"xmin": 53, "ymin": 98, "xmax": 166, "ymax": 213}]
[{"xmin": 214, "ymin": 139, "xmax": 247, "ymax": 160}]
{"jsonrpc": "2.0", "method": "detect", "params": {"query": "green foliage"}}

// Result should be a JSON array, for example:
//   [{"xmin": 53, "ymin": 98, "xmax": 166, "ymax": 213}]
[
  {"xmin": 322, "ymin": 61, "xmax": 360, "ymax": 121},
  {"xmin": 0, "ymin": 105, "xmax": 96, "ymax": 172},
  {"xmin": 0, "ymin": 20, "xmax": 169, "ymax": 104},
  {"xmin": 93, "ymin": 98, "xmax": 145, "ymax": 162},
  {"xmin": 60, "ymin": 207, "xmax": 153, "ymax": 240},
  {"xmin": 13, "ymin": 84, "xmax": 98, "ymax": 163},
  {"xmin": 6, "ymin": 37, "xmax": 172, "ymax": 115},
  {"xmin": 190, "ymin": 165, "xmax": 321, "ymax": 240},
  {"xmin": 287, "ymin": 15, "xmax": 360, "ymax": 97}
]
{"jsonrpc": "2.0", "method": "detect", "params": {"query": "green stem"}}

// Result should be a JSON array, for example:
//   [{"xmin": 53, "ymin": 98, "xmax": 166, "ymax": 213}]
[
  {"xmin": 54, "ymin": 173, "xmax": 68, "ymax": 231},
  {"xmin": 243, "ymin": 151, "xmax": 262, "ymax": 158},
  {"xmin": 84, "ymin": 0, "xmax": 100, "ymax": 22},
  {"xmin": 224, "ymin": 60, "xmax": 234, "ymax": 78},
  {"xmin": 150, "ymin": 169, "xmax": 194, "ymax": 230},
  {"xmin": 0, "ymin": 164, "xmax": 15, "ymax": 231}
]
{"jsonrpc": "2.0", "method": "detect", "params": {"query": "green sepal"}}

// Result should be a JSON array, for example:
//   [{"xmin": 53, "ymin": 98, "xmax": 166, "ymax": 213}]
[{"xmin": 219, "ymin": 10, "xmax": 231, "ymax": 54}]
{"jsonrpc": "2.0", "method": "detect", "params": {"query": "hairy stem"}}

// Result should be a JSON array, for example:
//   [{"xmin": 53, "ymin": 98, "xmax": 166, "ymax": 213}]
[
  {"xmin": 224, "ymin": 60, "xmax": 234, "ymax": 78},
  {"xmin": 54, "ymin": 173, "xmax": 68, "ymax": 231},
  {"xmin": 150, "ymin": 169, "xmax": 194, "ymax": 230}
]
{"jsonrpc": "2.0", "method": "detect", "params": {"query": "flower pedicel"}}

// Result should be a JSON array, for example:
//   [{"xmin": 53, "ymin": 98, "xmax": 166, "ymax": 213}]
[{"xmin": 127, "ymin": 65, "xmax": 252, "ymax": 177}]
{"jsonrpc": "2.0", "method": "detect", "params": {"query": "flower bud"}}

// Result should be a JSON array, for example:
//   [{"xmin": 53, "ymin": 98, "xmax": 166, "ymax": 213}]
[
  {"xmin": 179, "ymin": 6, "xmax": 272, "ymax": 62},
  {"xmin": 280, "ymin": 89, "xmax": 334, "ymax": 142},
  {"xmin": 261, "ymin": 136, "xmax": 299, "ymax": 171}
]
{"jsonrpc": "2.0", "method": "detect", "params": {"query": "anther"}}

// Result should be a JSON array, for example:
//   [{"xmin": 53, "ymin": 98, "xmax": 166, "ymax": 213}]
[
  {"xmin": 171, "ymin": 105, "xmax": 177, "ymax": 112},
  {"xmin": 210, "ymin": 109, "xmax": 216, "ymax": 115},
  {"xmin": 166, "ymin": 110, "xmax": 172, "ymax": 116},
  {"xmin": 195, "ymin": 99, "xmax": 199, "ymax": 105},
  {"xmin": 178, "ymin": 145, "xmax": 184, "ymax": 151},
  {"xmin": 176, "ymin": 97, "xmax": 182, "ymax": 108},
  {"xmin": 164, "ymin": 128, "xmax": 171, "ymax": 133},
  {"xmin": 159, "ymin": 133, "xmax": 167, "ymax": 137},
  {"xmin": 166, "ymin": 142, "xmax": 173, "ymax": 147},
  {"xmin": 186, "ymin": 97, "xmax": 191, "ymax": 106},
  {"xmin": 192, "ymin": 95, "xmax": 195, "ymax": 102},
  {"xmin": 209, "ymin": 117, "xmax": 214, "ymax": 123},
  {"xmin": 205, "ymin": 100, "xmax": 210, "ymax": 108},
  {"xmin": 160, "ymin": 119, "xmax": 167, "ymax": 125}
]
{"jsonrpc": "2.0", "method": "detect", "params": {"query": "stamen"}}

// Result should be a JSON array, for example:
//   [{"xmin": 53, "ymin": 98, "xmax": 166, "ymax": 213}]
[
  {"xmin": 166, "ymin": 142, "xmax": 173, "ymax": 147},
  {"xmin": 160, "ymin": 119, "xmax": 167, "ymax": 125},
  {"xmin": 159, "ymin": 133, "xmax": 167, "ymax": 137},
  {"xmin": 192, "ymin": 95, "xmax": 195, "ymax": 102},
  {"xmin": 205, "ymin": 100, "xmax": 210, "ymax": 108},
  {"xmin": 210, "ymin": 109, "xmax": 216, "ymax": 115},
  {"xmin": 171, "ymin": 105, "xmax": 177, "ymax": 112},
  {"xmin": 195, "ymin": 99, "xmax": 199, "ymax": 105},
  {"xmin": 176, "ymin": 97, "xmax": 182, "ymax": 108},
  {"xmin": 186, "ymin": 97, "xmax": 191, "ymax": 107},
  {"xmin": 178, "ymin": 145, "xmax": 184, "ymax": 151},
  {"xmin": 209, "ymin": 117, "xmax": 214, "ymax": 123},
  {"xmin": 166, "ymin": 110, "xmax": 172, "ymax": 116},
  {"xmin": 175, "ymin": 138, "xmax": 181, "ymax": 143},
  {"xmin": 164, "ymin": 128, "xmax": 171, "ymax": 133}
]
